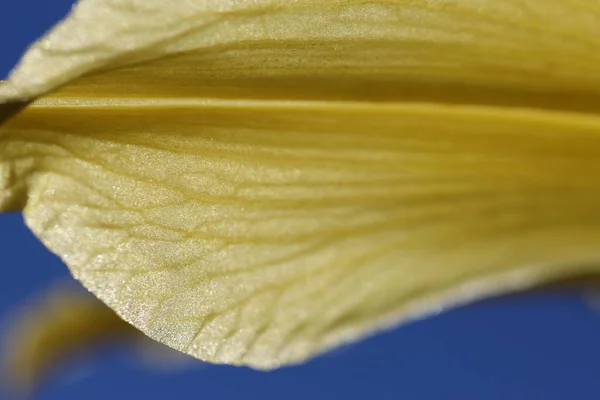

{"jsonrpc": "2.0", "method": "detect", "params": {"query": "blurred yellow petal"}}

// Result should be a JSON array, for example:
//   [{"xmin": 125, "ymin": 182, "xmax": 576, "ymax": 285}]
[
  {"xmin": 2, "ymin": 0, "xmax": 600, "ymax": 370},
  {"xmin": 1, "ymin": 282, "xmax": 138, "ymax": 394}
]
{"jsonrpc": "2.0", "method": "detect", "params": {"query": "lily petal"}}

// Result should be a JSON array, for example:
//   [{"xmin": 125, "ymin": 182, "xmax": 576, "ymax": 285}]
[
  {"xmin": 2, "ymin": 0, "xmax": 600, "ymax": 369},
  {"xmin": 3, "ymin": 0, "xmax": 600, "ymax": 108}
]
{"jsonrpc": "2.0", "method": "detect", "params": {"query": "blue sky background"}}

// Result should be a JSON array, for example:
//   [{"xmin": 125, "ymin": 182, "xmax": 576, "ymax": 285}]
[{"xmin": 1, "ymin": 1, "xmax": 600, "ymax": 399}]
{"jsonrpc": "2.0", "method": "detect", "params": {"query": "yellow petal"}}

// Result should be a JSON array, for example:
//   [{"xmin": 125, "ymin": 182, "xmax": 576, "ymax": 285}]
[
  {"xmin": 2, "ymin": 0, "xmax": 600, "ymax": 370},
  {"xmin": 3, "ymin": 0, "xmax": 600, "ymax": 108},
  {"xmin": 4, "ymin": 99, "xmax": 600, "ymax": 368}
]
